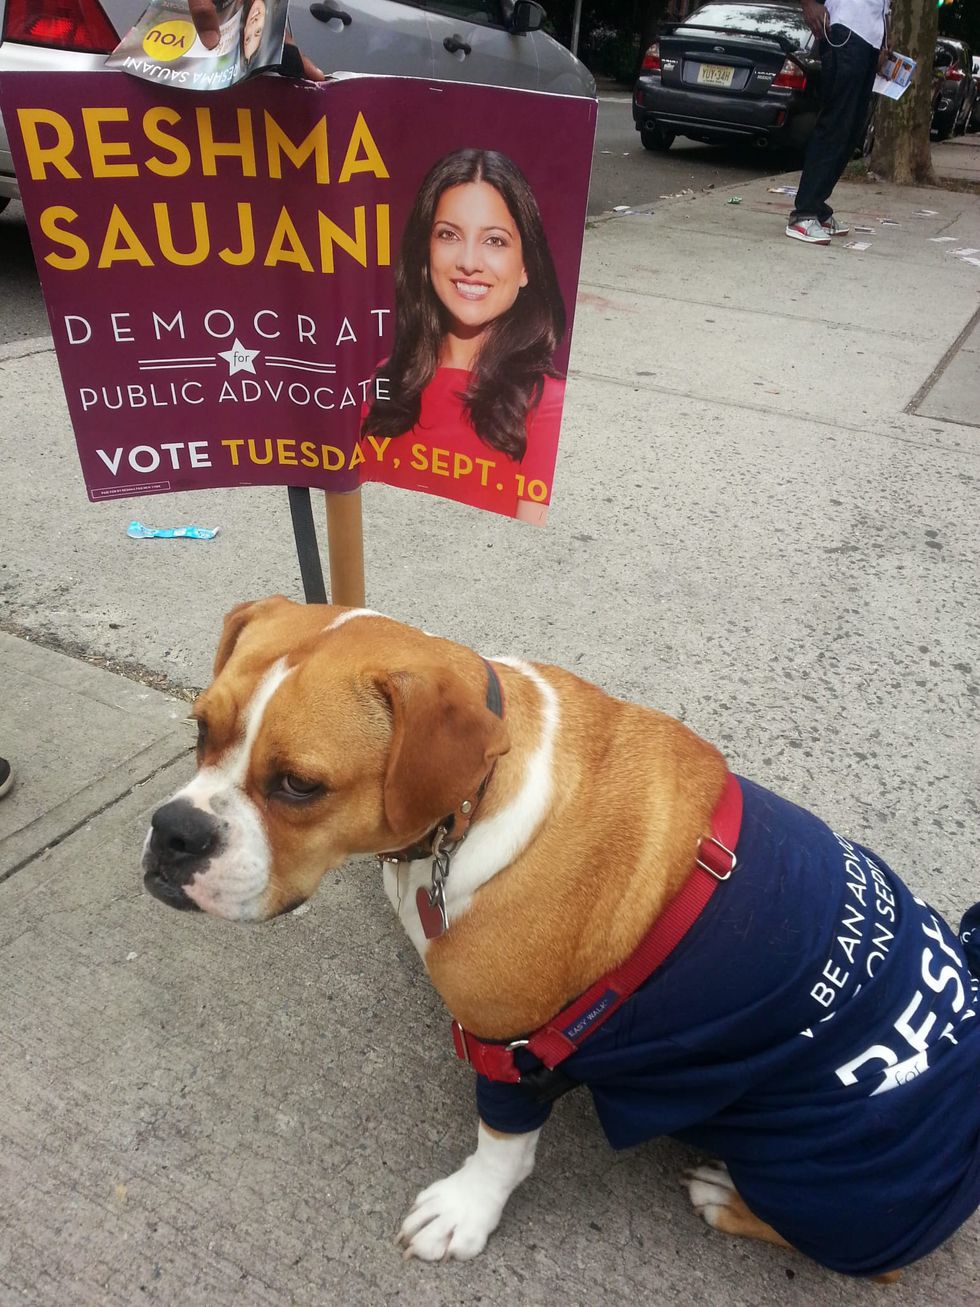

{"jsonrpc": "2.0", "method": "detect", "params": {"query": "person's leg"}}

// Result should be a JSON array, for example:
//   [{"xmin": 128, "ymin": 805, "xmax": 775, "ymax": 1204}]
[
  {"xmin": 818, "ymin": 34, "xmax": 878, "ymax": 219},
  {"xmin": 791, "ymin": 27, "xmax": 877, "ymax": 223}
]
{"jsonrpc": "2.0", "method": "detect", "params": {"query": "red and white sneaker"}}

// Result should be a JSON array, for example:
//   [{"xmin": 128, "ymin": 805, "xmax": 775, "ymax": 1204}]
[
  {"xmin": 821, "ymin": 216, "xmax": 850, "ymax": 236},
  {"xmin": 785, "ymin": 218, "xmax": 831, "ymax": 245}
]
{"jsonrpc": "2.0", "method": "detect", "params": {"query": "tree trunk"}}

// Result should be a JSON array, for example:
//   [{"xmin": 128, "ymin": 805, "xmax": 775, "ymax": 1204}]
[{"xmin": 871, "ymin": 0, "xmax": 937, "ymax": 184}]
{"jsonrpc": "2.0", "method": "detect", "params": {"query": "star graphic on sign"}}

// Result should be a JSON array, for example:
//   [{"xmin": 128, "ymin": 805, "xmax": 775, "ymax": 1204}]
[{"xmin": 218, "ymin": 339, "xmax": 260, "ymax": 375}]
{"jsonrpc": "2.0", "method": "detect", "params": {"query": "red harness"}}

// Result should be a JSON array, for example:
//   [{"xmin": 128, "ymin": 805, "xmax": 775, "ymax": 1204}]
[{"xmin": 451, "ymin": 772, "xmax": 743, "ymax": 1085}]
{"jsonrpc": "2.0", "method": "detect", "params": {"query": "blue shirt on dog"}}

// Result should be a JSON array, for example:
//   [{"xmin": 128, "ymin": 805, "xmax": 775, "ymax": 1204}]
[{"xmin": 476, "ymin": 777, "xmax": 980, "ymax": 1277}]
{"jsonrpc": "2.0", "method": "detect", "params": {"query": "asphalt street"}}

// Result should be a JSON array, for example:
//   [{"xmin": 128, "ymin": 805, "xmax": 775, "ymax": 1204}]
[{"xmin": 588, "ymin": 88, "xmax": 777, "ymax": 215}]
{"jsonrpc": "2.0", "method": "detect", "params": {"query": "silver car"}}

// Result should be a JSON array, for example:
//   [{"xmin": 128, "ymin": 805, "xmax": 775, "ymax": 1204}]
[{"xmin": 0, "ymin": 0, "xmax": 594, "ymax": 210}]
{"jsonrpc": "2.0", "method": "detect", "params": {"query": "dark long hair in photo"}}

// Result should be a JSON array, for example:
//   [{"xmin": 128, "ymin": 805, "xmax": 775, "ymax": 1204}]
[{"xmin": 361, "ymin": 148, "xmax": 567, "ymax": 462}]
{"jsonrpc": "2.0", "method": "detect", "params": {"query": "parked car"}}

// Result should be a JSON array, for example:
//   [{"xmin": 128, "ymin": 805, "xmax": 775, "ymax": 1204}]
[
  {"xmin": 0, "ymin": 0, "xmax": 595, "ymax": 213},
  {"xmin": 632, "ymin": 0, "xmax": 827, "ymax": 154},
  {"xmin": 931, "ymin": 37, "xmax": 976, "ymax": 140},
  {"xmin": 968, "ymin": 52, "xmax": 980, "ymax": 132}
]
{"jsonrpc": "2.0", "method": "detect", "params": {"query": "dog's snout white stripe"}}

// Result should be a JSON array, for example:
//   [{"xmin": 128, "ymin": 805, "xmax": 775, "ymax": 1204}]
[
  {"xmin": 181, "ymin": 658, "xmax": 293, "ymax": 809},
  {"xmin": 230, "ymin": 657, "xmax": 294, "ymax": 783}
]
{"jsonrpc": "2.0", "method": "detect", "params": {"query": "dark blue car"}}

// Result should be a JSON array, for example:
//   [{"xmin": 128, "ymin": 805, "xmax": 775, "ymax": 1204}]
[{"xmin": 633, "ymin": 0, "xmax": 822, "ymax": 153}]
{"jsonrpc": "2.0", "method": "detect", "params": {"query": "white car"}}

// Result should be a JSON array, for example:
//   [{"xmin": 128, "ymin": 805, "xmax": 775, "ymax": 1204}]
[{"xmin": 0, "ymin": 0, "xmax": 595, "ymax": 211}]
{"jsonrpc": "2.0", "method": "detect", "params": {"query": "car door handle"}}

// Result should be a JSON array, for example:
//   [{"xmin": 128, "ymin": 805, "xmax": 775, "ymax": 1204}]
[
  {"xmin": 310, "ymin": 3, "xmax": 352, "ymax": 25},
  {"xmin": 444, "ymin": 35, "xmax": 472, "ymax": 56}
]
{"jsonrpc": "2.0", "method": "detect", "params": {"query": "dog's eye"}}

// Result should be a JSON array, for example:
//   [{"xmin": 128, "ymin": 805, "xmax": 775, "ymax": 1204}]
[{"xmin": 277, "ymin": 774, "xmax": 323, "ymax": 803}]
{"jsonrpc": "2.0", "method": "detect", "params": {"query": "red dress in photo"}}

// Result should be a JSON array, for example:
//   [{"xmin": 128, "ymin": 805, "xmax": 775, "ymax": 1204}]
[{"xmin": 358, "ymin": 367, "xmax": 565, "ymax": 520}]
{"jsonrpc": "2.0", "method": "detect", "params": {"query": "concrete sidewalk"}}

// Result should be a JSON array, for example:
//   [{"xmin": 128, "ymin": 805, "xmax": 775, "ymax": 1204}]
[{"xmin": 1, "ymin": 159, "xmax": 979, "ymax": 1305}]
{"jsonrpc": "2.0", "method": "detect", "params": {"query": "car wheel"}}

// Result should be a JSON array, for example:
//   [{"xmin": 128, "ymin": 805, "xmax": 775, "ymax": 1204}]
[
  {"xmin": 640, "ymin": 124, "xmax": 674, "ymax": 152},
  {"xmin": 934, "ymin": 113, "xmax": 954, "ymax": 141}
]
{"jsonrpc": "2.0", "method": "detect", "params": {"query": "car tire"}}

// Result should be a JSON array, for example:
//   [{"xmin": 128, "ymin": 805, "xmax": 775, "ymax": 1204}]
[
  {"xmin": 934, "ymin": 113, "xmax": 954, "ymax": 141},
  {"xmin": 640, "ymin": 124, "xmax": 674, "ymax": 152}
]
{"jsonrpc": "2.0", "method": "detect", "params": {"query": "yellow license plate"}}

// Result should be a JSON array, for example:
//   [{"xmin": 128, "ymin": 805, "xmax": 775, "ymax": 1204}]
[{"xmin": 697, "ymin": 63, "xmax": 735, "ymax": 87}]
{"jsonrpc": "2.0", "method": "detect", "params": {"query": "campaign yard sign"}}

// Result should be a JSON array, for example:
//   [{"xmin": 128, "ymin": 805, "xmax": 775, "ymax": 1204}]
[{"xmin": 0, "ymin": 72, "xmax": 596, "ymax": 524}]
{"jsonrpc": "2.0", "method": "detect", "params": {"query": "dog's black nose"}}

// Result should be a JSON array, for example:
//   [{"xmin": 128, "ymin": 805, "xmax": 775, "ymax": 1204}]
[{"xmin": 149, "ymin": 799, "xmax": 220, "ymax": 884}]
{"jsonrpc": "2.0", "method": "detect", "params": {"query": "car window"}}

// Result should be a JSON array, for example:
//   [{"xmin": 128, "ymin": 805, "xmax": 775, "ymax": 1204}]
[
  {"xmin": 934, "ymin": 45, "xmax": 954, "ymax": 69},
  {"xmin": 425, "ymin": 0, "xmax": 505, "ymax": 26},
  {"xmin": 679, "ymin": 3, "xmax": 811, "ymax": 48}
]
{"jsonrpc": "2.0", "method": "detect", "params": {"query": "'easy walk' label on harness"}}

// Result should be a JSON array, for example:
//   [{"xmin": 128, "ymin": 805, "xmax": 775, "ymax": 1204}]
[{"xmin": 563, "ymin": 989, "xmax": 618, "ymax": 1041}]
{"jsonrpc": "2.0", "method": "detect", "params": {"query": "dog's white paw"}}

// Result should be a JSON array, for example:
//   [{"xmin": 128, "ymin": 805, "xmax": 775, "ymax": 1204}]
[
  {"xmin": 397, "ymin": 1161, "xmax": 504, "ymax": 1262},
  {"xmin": 685, "ymin": 1162, "xmax": 737, "ymax": 1231}
]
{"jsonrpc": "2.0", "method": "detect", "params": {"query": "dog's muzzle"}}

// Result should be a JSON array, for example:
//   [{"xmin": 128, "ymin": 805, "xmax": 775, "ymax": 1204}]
[{"xmin": 143, "ymin": 798, "xmax": 224, "ymax": 911}]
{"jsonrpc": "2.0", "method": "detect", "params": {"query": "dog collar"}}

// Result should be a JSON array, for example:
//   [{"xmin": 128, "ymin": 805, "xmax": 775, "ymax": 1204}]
[
  {"xmin": 451, "ymin": 772, "xmax": 743, "ymax": 1083},
  {"xmin": 378, "ymin": 658, "xmax": 504, "ymax": 939}
]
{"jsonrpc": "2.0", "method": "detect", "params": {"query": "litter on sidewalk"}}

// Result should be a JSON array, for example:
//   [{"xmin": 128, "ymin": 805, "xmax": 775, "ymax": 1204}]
[
  {"xmin": 930, "ymin": 236, "xmax": 957, "ymax": 242},
  {"xmin": 767, "ymin": 186, "xmax": 798, "ymax": 195},
  {"xmin": 127, "ymin": 521, "xmax": 220, "ymax": 541},
  {"xmin": 846, "ymin": 241, "xmax": 872, "ymax": 251}
]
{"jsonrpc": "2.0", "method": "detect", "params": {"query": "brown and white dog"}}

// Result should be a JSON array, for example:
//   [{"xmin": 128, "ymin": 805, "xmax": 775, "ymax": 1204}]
[{"xmin": 143, "ymin": 596, "xmax": 979, "ymax": 1275}]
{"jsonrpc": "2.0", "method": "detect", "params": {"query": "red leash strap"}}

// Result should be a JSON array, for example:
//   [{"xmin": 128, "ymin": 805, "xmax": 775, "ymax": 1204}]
[{"xmin": 452, "ymin": 773, "xmax": 743, "ymax": 1085}]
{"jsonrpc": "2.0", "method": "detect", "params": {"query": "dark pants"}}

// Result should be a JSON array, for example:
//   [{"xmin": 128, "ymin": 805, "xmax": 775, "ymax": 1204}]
[{"xmin": 791, "ymin": 26, "xmax": 878, "ymax": 222}]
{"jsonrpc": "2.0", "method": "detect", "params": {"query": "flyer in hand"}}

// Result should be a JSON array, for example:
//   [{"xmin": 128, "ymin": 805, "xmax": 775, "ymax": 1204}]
[
  {"xmin": 873, "ymin": 52, "xmax": 916, "ymax": 102},
  {"xmin": 105, "ymin": 0, "xmax": 289, "ymax": 91}
]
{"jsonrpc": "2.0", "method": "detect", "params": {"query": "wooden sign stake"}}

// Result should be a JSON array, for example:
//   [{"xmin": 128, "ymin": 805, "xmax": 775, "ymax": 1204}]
[{"xmin": 324, "ymin": 488, "xmax": 366, "ymax": 608}]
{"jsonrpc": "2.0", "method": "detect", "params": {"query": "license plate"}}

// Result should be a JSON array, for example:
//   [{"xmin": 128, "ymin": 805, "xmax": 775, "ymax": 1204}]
[{"xmin": 697, "ymin": 63, "xmax": 735, "ymax": 88}]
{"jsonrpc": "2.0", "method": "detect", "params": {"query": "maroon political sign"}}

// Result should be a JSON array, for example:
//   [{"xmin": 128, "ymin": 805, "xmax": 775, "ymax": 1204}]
[{"xmin": 0, "ymin": 72, "xmax": 595, "ymax": 524}]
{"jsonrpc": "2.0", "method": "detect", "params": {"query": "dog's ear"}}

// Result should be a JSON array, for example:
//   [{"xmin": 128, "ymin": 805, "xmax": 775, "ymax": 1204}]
[
  {"xmin": 376, "ymin": 666, "xmax": 510, "ymax": 840},
  {"xmin": 213, "ymin": 596, "xmax": 290, "ymax": 675}
]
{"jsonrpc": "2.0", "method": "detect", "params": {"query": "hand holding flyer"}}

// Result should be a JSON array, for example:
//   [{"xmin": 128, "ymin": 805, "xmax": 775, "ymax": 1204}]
[
  {"xmin": 873, "ymin": 52, "xmax": 916, "ymax": 102},
  {"xmin": 105, "ymin": 0, "xmax": 289, "ymax": 90}
]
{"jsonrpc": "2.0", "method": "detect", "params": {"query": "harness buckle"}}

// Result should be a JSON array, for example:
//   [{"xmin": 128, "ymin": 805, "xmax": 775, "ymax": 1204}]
[
  {"xmin": 696, "ymin": 835, "xmax": 737, "ymax": 882},
  {"xmin": 451, "ymin": 1019, "xmax": 471, "ymax": 1063}
]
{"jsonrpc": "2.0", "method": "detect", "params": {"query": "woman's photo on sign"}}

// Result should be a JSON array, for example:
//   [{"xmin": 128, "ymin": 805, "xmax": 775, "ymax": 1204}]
[{"xmin": 359, "ymin": 147, "xmax": 567, "ymax": 524}]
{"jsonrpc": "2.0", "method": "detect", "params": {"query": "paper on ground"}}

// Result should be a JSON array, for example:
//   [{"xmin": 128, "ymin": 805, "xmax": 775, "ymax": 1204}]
[{"xmin": 846, "ymin": 242, "xmax": 871, "ymax": 251}]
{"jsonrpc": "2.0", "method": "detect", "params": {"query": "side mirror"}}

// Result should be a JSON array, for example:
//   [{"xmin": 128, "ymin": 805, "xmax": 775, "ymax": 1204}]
[{"xmin": 510, "ymin": 1, "xmax": 545, "ymax": 35}]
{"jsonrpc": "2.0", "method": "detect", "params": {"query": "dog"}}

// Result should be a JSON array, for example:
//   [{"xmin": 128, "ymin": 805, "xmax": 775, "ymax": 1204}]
[{"xmin": 143, "ymin": 596, "xmax": 980, "ymax": 1279}]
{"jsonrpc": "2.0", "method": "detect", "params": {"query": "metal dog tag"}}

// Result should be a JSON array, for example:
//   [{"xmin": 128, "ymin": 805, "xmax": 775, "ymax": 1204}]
[{"xmin": 416, "ymin": 883, "xmax": 448, "ymax": 940}]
